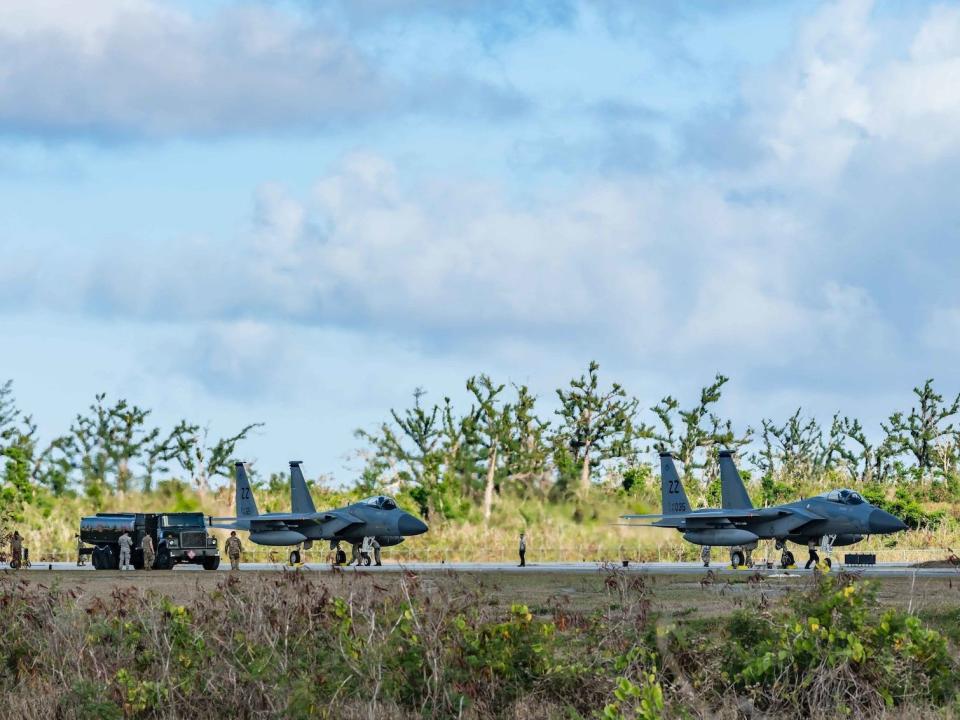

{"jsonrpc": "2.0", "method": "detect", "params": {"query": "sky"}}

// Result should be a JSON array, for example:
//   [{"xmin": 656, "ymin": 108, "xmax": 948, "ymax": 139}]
[{"xmin": 2, "ymin": 0, "xmax": 960, "ymax": 483}]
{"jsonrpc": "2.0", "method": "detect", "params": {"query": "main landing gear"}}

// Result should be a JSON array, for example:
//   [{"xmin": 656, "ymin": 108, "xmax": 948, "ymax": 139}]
[
  {"xmin": 289, "ymin": 540, "xmax": 313, "ymax": 566},
  {"xmin": 775, "ymin": 540, "xmax": 795, "ymax": 569}
]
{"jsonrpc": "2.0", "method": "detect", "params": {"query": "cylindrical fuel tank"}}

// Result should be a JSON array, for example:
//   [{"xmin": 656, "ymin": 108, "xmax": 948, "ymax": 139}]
[
  {"xmin": 249, "ymin": 530, "xmax": 307, "ymax": 546},
  {"xmin": 374, "ymin": 536, "xmax": 405, "ymax": 547},
  {"xmin": 79, "ymin": 515, "xmax": 137, "ymax": 544},
  {"xmin": 683, "ymin": 529, "xmax": 760, "ymax": 546},
  {"xmin": 831, "ymin": 534, "xmax": 865, "ymax": 546}
]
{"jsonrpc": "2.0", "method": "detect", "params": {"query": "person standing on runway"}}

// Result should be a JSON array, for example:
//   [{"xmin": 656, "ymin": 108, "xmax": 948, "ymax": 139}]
[
  {"xmin": 518, "ymin": 532, "xmax": 526, "ymax": 567},
  {"xmin": 225, "ymin": 531, "xmax": 243, "ymax": 570}
]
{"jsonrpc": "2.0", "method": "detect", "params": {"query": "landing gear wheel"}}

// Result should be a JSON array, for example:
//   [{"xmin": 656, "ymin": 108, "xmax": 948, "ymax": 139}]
[
  {"xmin": 780, "ymin": 551, "xmax": 795, "ymax": 569},
  {"xmin": 363, "ymin": 556, "xmax": 372, "ymax": 567},
  {"xmin": 731, "ymin": 550, "xmax": 745, "ymax": 568},
  {"xmin": 289, "ymin": 550, "xmax": 301, "ymax": 565},
  {"xmin": 824, "ymin": 557, "xmax": 832, "ymax": 570}
]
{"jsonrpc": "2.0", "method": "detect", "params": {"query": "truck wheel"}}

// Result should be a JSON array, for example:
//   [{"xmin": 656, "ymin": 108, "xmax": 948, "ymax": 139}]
[
  {"xmin": 155, "ymin": 548, "xmax": 172, "ymax": 570},
  {"xmin": 91, "ymin": 548, "xmax": 102, "ymax": 570},
  {"xmin": 202, "ymin": 556, "xmax": 220, "ymax": 571},
  {"xmin": 731, "ymin": 550, "xmax": 745, "ymax": 568}
]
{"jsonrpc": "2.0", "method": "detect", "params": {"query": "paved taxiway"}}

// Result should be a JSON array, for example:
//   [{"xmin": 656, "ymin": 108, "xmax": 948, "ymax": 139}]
[{"xmin": 14, "ymin": 561, "xmax": 959, "ymax": 579}]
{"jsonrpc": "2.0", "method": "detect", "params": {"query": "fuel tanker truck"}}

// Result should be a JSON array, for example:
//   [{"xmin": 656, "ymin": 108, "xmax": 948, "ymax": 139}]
[{"xmin": 78, "ymin": 512, "xmax": 220, "ymax": 570}]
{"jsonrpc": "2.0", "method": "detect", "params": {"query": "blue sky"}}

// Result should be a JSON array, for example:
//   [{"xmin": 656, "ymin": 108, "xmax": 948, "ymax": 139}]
[{"xmin": 2, "ymin": 0, "xmax": 959, "ymax": 483}]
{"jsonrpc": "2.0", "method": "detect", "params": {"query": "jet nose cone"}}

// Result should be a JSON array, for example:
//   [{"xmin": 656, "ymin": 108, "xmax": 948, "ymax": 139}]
[
  {"xmin": 398, "ymin": 513, "xmax": 428, "ymax": 536},
  {"xmin": 869, "ymin": 509, "xmax": 908, "ymax": 534}
]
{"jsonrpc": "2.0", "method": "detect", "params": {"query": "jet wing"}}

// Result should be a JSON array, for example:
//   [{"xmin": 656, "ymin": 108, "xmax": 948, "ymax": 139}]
[
  {"xmin": 620, "ymin": 507, "xmax": 805, "ymax": 530},
  {"xmin": 210, "ymin": 509, "xmax": 366, "ymax": 535},
  {"xmin": 314, "ymin": 510, "xmax": 365, "ymax": 535}
]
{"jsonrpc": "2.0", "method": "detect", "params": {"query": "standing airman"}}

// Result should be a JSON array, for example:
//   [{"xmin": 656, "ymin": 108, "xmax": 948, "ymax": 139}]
[
  {"xmin": 518, "ymin": 532, "xmax": 526, "ymax": 567},
  {"xmin": 118, "ymin": 531, "xmax": 133, "ymax": 570},
  {"xmin": 225, "ymin": 531, "xmax": 243, "ymax": 570},
  {"xmin": 701, "ymin": 545, "xmax": 711, "ymax": 567},
  {"xmin": 372, "ymin": 537, "xmax": 382, "ymax": 566},
  {"xmin": 141, "ymin": 533, "xmax": 155, "ymax": 570}
]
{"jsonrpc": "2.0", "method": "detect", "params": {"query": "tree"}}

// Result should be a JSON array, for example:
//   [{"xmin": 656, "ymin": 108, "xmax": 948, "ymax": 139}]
[
  {"xmin": 165, "ymin": 420, "xmax": 263, "ymax": 494},
  {"xmin": 555, "ymin": 361, "xmax": 646, "ymax": 494},
  {"xmin": 650, "ymin": 374, "xmax": 750, "ymax": 486},
  {"xmin": 356, "ymin": 388, "xmax": 447, "ymax": 516},
  {"xmin": 884, "ymin": 379, "xmax": 960, "ymax": 478},
  {"xmin": 751, "ymin": 409, "xmax": 844, "ymax": 486},
  {"xmin": 466, "ymin": 374, "xmax": 511, "ymax": 521},
  {"xmin": 502, "ymin": 384, "xmax": 551, "ymax": 497},
  {"xmin": 838, "ymin": 416, "xmax": 896, "ymax": 484}
]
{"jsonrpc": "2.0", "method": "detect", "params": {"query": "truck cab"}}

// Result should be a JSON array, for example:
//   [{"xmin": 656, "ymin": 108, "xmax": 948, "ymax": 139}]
[{"xmin": 79, "ymin": 512, "xmax": 220, "ymax": 570}]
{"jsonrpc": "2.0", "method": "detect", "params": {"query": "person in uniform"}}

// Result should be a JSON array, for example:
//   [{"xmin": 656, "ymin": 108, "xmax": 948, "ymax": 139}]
[
  {"xmin": 141, "ymin": 533, "xmax": 155, "ymax": 570},
  {"xmin": 518, "ymin": 532, "xmax": 526, "ymax": 567},
  {"xmin": 350, "ymin": 541, "xmax": 361, "ymax": 566},
  {"xmin": 10, "ymin": 531, "xmax": 23, "ymax": 570},
  {"xmin": 700, "ymin": 545, "xmax": 711, "ymax": 567},
  {"xmin": 804, "ymin": 538, "xmax": 820, "ymax": 569},
  {"xmin": 372, "ymin": 538, "xmax": 382, "ymax": 566},
  {"xmin": 225, "ymin": 531, "xmax": 243, "ymax": 570},
  {"xmin": 118, "ymin": 530, "xmax": 133, "ymax": 571}
]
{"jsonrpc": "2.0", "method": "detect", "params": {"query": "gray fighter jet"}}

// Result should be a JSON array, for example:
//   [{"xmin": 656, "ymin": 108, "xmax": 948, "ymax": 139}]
[
  {"xmin": 623, "ymin": 451, "xmax": 907, "ymax": 568},
  {"xmin": 211, "ymin": 461, "xmax": 428, "ymax": 565}
]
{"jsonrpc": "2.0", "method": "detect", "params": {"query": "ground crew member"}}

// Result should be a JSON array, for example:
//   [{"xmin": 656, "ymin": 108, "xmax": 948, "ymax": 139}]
[
  {"xmin": 350, "ymin": 541, "xmax": 361, "ymax": 566},
  {"xmin": 518, "ymin": 532, "xmax": 526, "ymax": 567},
  {"xmin": 225, "ymin": 531, "xmax": 243, "ymax": 570},
  {"xmin": 10, "ymin": 531, "xmax": 22, "ymax": 570},
  {"xmin": 701, "ymin": 545, "xmax": 711, "ymax": 567},
  {"xmin": 118, "ymin": 531, "xmax": 133, "ymax": 570},
  {"xmin": 360, "ymin": 536, "xmax": 373, "ymax": 565},
  {"xmin": 805, "ymin": 539, "xmax": 820, "ymax": 569},
  {"xmin": 141, "ymin": 533, "xmax": 155, "ymax": 570},
  {"xmin": 745, "ymin": 547, "xmax": 753, "ymax": 568},
  {"xmin": 372, "ymin": 538, "xmax": 382, "ymax": 566}
]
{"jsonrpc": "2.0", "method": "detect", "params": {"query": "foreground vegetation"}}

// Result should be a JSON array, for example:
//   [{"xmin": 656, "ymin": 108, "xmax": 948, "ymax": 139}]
[{"xmin": 1, "ymin": 569, "xmax": 958, "ymax": 719}]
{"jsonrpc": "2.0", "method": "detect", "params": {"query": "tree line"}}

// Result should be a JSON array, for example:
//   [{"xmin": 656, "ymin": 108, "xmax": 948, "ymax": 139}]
[
  {"xmin": 0, "ymin": 380, "xmax": 260, "ymax": 518},
  {"xmin": 353, "ymin": 364, "xmax": 960, "ymax": 518},
  {"xmin": 2, "ymin": 367, "xmax": 959, "ymax": 523}
]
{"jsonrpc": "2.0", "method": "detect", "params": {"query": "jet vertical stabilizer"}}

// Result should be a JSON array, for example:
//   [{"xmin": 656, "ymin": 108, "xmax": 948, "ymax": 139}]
[
  {"xmin": 660, "ymin": 452, "xmax": 691, "ymax": 514},
  {"xmin": 718, "ymin": 450, "xmax": 753, "ymax": 509},
  {"xmin": 235, "ymin": 462, "xmax": 259, "ymax": 518},
  {"xmin": 289, "ymin": 460, "xmax": 316, "ymax": 514}
]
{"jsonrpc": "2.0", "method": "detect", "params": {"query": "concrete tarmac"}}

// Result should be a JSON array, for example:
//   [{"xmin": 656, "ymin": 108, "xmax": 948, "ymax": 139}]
[{"xmin": 13, "ymin": 560, "xmax": 960, "ymax": 579}]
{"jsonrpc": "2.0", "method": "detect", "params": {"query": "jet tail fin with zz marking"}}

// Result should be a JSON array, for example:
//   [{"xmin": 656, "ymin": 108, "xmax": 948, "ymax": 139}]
[
  {"xmin": 659, "ymin": 452, "xmax": 691, "ymax": 514},
  {"xmin": 235, "ymin": 461, "xmax": 259, "ymax": 518}
]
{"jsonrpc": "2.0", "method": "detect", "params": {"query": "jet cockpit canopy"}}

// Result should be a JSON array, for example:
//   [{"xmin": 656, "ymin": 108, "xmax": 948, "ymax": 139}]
[
  {"xmin": 820, "ymin": 489, "xmax": 864, "ymax": 505},
  {"xmin": 362, "ymin": 495, "xmax": 398, "ymax": 510}
]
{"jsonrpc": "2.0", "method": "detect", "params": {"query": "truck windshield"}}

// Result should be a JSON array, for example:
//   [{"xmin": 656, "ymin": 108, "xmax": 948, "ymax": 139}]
[{"xmin": 160, "ymin": 513, "xmax": 205, "ymax": 527}]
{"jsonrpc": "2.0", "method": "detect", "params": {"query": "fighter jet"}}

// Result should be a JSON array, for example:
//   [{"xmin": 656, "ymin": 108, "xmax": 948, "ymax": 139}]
[
  {"xmin": 622, "ymin": 451, "xmax": 907, "ymax": 568},
  {"xmin": 211, "ymin": 461, "xmax": 429, "ymax": 565}
]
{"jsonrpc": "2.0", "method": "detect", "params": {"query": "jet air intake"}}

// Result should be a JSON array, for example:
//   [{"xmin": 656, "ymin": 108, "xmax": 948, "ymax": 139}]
[
  {"xmin": 249, "ymin": 530, "xmax": 307, "ymax": 546},
  {"xmin": 683, "ymin": 529, "xmax": 759, "ymax": 546}
]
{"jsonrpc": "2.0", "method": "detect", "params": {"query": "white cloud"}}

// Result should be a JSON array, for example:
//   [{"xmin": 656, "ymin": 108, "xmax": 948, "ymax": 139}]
[{"xmin": 0, "ymin": 0, "xmax": 525, "ymax": 139}]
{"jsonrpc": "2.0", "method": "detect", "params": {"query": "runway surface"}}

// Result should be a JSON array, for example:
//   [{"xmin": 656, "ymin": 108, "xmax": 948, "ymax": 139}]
[{"xmin": 12, "ymin": 560, "xmax": 960, "ymax": 579}]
